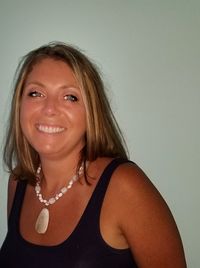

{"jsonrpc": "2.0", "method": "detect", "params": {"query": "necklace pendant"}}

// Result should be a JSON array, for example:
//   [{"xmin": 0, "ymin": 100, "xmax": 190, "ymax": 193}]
[{"xmin": 35, "ymin": 208, "xmax": 49, "ymax": 234}]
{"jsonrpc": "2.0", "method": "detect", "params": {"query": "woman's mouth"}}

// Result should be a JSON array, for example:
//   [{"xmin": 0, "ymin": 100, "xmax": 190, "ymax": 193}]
[{"xmin": 36, "ymin": 124, "xmax": 65, "ymax": 134}]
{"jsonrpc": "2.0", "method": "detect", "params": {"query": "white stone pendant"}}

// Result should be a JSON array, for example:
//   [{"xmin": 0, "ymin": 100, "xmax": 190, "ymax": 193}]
[{"xmin": 35, "ymin": 208, "xmax": 49, "ymax": 234}]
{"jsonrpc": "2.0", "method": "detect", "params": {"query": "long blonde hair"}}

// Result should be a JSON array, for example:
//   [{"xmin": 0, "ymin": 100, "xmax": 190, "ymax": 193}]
[{"xmin": 3, "ymin": 42, "xmax": 128, "ymax": 183}]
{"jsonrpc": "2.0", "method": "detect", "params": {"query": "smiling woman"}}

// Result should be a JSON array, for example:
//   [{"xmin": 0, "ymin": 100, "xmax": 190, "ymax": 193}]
[
  {"xmin": 0, "ymin": 42, "xmax": 187, "ymax": 267},
  {"xmin": 20, "ymin": 58, "xmax": 86, "ymax": 162}
]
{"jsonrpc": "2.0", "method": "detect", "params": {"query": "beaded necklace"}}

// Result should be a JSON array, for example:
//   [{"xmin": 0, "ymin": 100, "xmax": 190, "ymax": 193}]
[{"xmin": 34, "ymin": 163, "xmax": 83, "ymax": 234}]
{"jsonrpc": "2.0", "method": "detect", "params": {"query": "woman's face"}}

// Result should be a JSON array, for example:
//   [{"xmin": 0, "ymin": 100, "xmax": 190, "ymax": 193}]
[{"xmin": 20, "ymin": 58, "xmax": 86, "ymax": 161}]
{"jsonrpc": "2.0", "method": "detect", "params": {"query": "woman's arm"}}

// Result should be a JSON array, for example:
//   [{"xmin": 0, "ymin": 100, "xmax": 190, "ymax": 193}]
[{"xmin": 116, "ymin": 163, "xmax": 187, "ymax": 267}]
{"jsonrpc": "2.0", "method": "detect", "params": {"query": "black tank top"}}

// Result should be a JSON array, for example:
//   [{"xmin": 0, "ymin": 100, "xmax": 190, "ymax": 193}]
[{"xmin": 0, "ymin": 158, "xmax": 138, "ymax": 267}]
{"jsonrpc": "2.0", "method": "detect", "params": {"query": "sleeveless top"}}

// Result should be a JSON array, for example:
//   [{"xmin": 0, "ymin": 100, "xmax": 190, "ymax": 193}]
[{"xmin": 0, "ymin": 158, "xmax": 138, "ymax": 267}]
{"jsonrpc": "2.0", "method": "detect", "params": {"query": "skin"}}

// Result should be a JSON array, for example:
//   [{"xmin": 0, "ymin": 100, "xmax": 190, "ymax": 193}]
[
  {"xmin": 20, "ymin": 58, "xmax": 86, "ymax": 182},
  {"xmin": 8, "ymin": 58, "xmax": 187, "ymax": 267}
]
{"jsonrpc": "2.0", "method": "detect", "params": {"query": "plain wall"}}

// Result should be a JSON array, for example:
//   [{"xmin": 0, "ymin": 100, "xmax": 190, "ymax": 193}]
[{"xmin": 0, "ymin": 1, "xmax": 199, "ymax": 267}]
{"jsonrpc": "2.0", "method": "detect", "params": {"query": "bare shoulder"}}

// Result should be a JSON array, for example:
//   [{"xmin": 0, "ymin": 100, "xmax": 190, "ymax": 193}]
[
  {"xmin": 7, "ymin": 175, "xmax": 18, "ymax": 218},
  {"xmin": 110, "ymin": 161, "xmax": 187, "ymax": 267},
  {"xmin": 112, "ymin": 161, "xmax": 165, "ymax": 205},
  {"xmin": 110, "ymin": 162, "xmax": 170, "ymax": 224}
]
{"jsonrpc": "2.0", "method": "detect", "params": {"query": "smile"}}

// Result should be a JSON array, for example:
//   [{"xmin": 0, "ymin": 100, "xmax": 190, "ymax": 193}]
[{"xmin": 37, "ymin": 124, "xmax": 65, "ymax": 134}]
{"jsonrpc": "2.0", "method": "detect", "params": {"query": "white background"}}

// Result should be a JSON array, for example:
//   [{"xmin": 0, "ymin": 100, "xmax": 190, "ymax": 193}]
[{"xmin": 0, "ymin": 1, "xmax": 199, "ymax": 267}]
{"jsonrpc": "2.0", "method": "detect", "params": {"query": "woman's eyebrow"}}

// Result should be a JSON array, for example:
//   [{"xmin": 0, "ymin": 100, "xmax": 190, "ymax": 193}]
[
  {"xmin": 24, "ymin": 81, "xmax": 45, "ymax": 88},
  {"xmin": 24, "ymin": 81, "xmax": 80, "ymax": 91}
]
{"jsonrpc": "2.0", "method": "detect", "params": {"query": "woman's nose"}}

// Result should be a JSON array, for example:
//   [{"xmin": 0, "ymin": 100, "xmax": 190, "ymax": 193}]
[{"xmin": 42, "ymin": 97, "xmax": 60, "ymax": 116}]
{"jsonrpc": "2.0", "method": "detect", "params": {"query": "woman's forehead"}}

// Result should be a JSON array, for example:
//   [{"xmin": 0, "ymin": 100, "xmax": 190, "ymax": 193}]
[{"xmin": 24, "ymin": 58, "xmax": 79, "ymax": 87}]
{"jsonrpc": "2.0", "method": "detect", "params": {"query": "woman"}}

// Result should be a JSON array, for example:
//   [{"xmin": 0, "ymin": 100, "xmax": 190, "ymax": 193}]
[{"xmin": 0, "ymin": 42, "xmax": 186, "ymax": 267}]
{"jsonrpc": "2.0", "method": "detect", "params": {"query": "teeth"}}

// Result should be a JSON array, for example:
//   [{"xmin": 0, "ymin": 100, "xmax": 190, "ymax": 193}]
[{"xmin": 37, "ymin": 125, "xmax": 65, "ymax": 134}]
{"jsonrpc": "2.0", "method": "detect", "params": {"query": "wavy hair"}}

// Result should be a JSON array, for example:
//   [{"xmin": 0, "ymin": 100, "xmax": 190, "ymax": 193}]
[{"xmin": 3, "ymin": 42, "xmax": 128, "ymax": 183}]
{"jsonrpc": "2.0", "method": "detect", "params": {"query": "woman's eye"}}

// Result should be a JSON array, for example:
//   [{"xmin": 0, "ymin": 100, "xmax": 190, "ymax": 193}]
[
  {"xmin": 28, "ymin": 91, "xmax": 43, "ymax": 97},
  {"xmin": 64, "ymin": 95, "xmax": 78, "ymax": 102}
]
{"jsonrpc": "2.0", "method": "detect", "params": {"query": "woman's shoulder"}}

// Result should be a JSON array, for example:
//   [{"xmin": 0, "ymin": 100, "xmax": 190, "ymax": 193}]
[
  {"xmin": 110, "ymin": 160, "xmax": 170, "ymax": 221},
  {"xmin": 108, "ymin": 160, "xmax": 152, "ymax": 196},
  {"xmin": 107, "ymin": 160, "xmax": 186, "ymax": 267}
]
